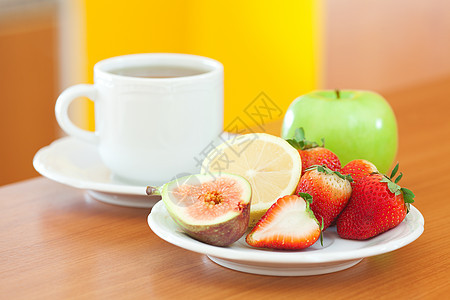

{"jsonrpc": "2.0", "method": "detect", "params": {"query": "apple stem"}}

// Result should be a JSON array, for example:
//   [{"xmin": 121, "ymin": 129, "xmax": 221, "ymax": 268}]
[
  {"xmin": 146, "ymin": 186, "xmax": 161, "ymax": 196},
  {"xmin": 335, "ymin": 89, "xmax": 340, "ymax": 99}
]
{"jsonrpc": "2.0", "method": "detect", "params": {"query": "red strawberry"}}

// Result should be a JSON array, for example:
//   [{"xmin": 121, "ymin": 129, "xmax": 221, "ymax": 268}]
[
  {"xmin": 286, "ymin": 128, "xmax": 341, "ymax": 175},
  {"xmin": 341, "ymin": 159, "xmax": 378, "ymax": 183},
  {"xmin": 337, "ymin": 163, "xmax": 415, "ymax": 240},
  {"xmin": 246, "ymin": 195, "xmax": 322, "ymax": 250},
  {"xmin": 295, "ymin": 165, "xmax": 353, "ymax": 230}
]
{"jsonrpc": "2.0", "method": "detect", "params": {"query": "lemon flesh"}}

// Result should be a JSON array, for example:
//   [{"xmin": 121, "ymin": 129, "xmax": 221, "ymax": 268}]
[{"xmin": 201, "ymin": 133, "xmax": 302, "ymax": 226}]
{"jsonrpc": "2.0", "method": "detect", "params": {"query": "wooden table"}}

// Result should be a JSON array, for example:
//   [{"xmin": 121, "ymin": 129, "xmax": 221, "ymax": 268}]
[{"xmin": 1, "ymin": 77, "xmax": 450, "ymax": 299}]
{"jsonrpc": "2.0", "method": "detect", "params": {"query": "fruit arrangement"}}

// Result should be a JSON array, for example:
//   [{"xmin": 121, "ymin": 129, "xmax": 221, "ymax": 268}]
[{"xmin": 150, "ymin": 128, "xmax": 415, "ymax": 250}]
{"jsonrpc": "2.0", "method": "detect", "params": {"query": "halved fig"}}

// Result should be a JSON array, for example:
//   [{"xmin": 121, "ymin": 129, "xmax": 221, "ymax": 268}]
[{"xmin": 158, "ymin": 173, "xmax": 252, "ymax": 247}]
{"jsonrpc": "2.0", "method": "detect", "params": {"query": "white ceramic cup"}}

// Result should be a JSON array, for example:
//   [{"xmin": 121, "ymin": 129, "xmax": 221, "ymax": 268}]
[{"xmin": 55, "ymin": 53, "xmax": 223, "ymax": 186}]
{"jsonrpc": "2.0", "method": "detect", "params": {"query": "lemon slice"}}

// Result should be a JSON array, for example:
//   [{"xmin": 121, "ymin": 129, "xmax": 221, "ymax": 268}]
[{"xmin": 201, "ymin": 133, "xmax": 302, "ymax": 226}]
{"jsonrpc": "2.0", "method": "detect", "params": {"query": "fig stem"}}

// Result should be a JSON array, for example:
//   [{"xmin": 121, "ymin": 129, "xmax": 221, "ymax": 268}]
[
  {"xmin": 335, "ymin": 89, "xmax": 340, "ymax": 99},
  {"xmin": 146, "ymin": 186, "xmax": 161, "ymax": 196}
]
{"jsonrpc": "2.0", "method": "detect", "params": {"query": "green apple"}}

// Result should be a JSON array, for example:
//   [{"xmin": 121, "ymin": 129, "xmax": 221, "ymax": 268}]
[{"xmin": 281, "ymin": 90, "xmax": 398, "ymax": 174}]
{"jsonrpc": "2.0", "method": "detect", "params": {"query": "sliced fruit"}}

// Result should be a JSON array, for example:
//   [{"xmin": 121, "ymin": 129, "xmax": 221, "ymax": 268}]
[
  {"xmin": 200, "ymin": 133, "xmax": 302, "ymax": 227},
  {"xmin": 158, "ymin": 173, "xmax": 252, "ymax": 246},
  {"xmin": 246, "ymin": 194, "xmax": 321, "ymax": 250}
]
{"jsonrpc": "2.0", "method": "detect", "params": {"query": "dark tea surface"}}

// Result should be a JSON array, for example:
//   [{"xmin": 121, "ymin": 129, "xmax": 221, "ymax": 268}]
[{"xmin": 110, "ymin": 65, "xmax": 208, "ymax": 78}]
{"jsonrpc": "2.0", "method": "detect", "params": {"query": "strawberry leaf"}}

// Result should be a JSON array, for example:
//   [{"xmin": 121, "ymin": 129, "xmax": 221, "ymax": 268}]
[
  {"xmin": 380, "ymin": 176, "xmax": 390, "ymax": 183},
  {"xmin": 285, "ymin": 127, "xmax": 321, "ymax": 150},
  {"xmin": 294, "ymin": 127, "xmax": 305, "ymax": 142},
  {"xmin": 394, "ymin": 172, "xmax": 403, "ymax": 183},
  {"xmin": 297, "ymin": 192, "xmax": 313, "ymax": 204},
  {"xmin": 286, "ymin": 139, "xmax": 302, "ymax": 149},
  {"xmin": 380, "ymin": 176, "xmax": 401, "ymax": 195},
  {"xmin": 381, "ymin": 165, "xmax": 415, "ymax": 213},
  {"xmin": 401, "ymin": 188, "xmax": 415, "ymax": 203},
  {"xmin": 317, "ymin": 165, "xmax": 325, "ymax": 173},
  {"xmin": 307, "ymin": 164, "xmax": 353, "ymax": 182},
  {"xmin": 319, "ymin": 217, "xmax": 324, "ymax": 246},
  {"xmin": 390, "ymin": 163, "xmax": 399, "ymax": 179},
  {"xmin": 320, "ymin": 137, "xmax": 325, "ymax": 147},
  {"xmin": 389, "ymin": 182, "xmax": 401, "ymax": 195},
  {"xmin": 304, "ymin": 165, "xmax": 317, "ymax": 173},
  {"xmin": 401, "ymin": 187, "xmax": 415, "ymax": 213},
  {"xmin": 334, "ymin": 170, "xmax": 353, "ymax": 182}
]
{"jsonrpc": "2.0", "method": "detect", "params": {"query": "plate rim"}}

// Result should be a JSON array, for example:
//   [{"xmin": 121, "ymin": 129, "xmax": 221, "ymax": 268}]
[
  {"xmin": 33, "ymin": 137, "xmax": 146, "ymax": 195},
  {"xmin": 148, "ymin": 200, "xmax": 424, "ymax": 264}
]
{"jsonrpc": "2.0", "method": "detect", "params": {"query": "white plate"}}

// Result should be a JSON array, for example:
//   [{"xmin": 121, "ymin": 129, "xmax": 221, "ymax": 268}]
[
  {"xmin": 148, "ymin": 200, "xmax": 424, "ymax": 276},
  {"xmin": 33, "ymin": 137, "xmax": 159, "ymax": 208}
]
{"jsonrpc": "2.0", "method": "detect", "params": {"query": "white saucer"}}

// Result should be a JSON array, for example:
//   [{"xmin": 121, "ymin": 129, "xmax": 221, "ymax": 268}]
[
  {"xmin": 33, "ymin": 137, "xmax": 159, "ymax": 208},
  {"xmin": 148, "ymin": 200, "xmax": 424, "ymax": 276}
]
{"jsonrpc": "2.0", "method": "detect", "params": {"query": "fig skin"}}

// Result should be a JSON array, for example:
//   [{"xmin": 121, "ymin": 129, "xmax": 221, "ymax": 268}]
[
  {"xmin": 171, "ymin": 201, "xmax": 250, "ymax": 247},
  {"xmin": 161, "ymin": 173, "xmax": 252, "ymax": 247}
]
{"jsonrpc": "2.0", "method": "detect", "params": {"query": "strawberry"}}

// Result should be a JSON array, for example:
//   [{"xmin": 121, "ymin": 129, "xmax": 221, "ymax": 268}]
[
  {"xmin": 246, "ymin": 194, "xmax": 322, "ymax": 250},
  {"xmin": 286, "ymin": 128, "xmax": 341, "ymax": 175},
  {"xmin": 295, "ymin": 165, "xmax": 353, "ymax": 230},
  {"xmin": 341, "ymin": 159, "xmax": 378, "ymax": 183},
  {"xmin": 336, "ymin": 163, "xmax": 415, "ymax": 240}
]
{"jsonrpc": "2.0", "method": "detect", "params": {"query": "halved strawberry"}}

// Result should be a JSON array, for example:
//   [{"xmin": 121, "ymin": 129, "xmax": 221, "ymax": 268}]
[
  {"xmin": 246, "ymin": 194, "xmax": 322, "ymax": 250},
  {"xmin": 286, "ymin": 128, "xmax": 341, "ymax": 175},
  {"xmin": 337, "ymin": 163, "xmax": 415, "ymax": 240},
  {"xmin": 296, "ymin": 165, "xmax": 353, "ymax": 230}
]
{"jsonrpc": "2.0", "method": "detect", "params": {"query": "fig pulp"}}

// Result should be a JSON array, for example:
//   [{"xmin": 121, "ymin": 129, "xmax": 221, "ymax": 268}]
[{"xmin": 160, "ymin": 173, "xmax": 252, "ymax": 246}]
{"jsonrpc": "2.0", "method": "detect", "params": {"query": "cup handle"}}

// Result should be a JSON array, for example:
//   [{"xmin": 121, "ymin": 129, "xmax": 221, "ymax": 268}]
[{"xmin": 55, "ymin": 84, "xmax": 98, "ymax": 144}]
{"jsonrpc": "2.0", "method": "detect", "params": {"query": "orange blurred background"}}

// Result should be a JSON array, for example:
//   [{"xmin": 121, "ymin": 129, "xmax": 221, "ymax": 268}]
[{"xmin": 1, "ymin": 0, "xmax": 449, "ymax": 185}]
